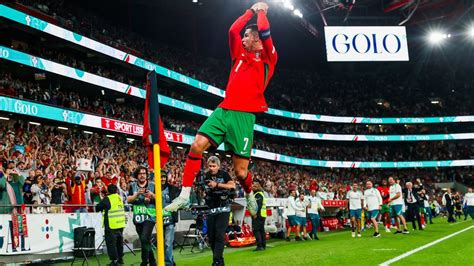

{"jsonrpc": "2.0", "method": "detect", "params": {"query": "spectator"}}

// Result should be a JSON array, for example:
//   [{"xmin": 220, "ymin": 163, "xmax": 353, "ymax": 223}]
[
  {"xmin": 69, "ymin": 175, "xmax": 87, "ymax": 213},
  {"xmin": 50, "ymin": 177, "xmax": 67, "ymax": 213},
  {"xmin": 31, "ymin": 174, "xmax": 50, "ymax": 214}
]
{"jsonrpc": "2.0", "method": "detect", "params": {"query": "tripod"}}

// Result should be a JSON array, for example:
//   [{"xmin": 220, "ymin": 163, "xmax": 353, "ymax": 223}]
[{"xmin": 97, "ymin": 234, "xmax": 136, "ymax": 256}]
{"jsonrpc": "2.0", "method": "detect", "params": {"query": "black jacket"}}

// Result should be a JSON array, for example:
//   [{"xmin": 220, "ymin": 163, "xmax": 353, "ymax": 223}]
[
  {"xmin": 403, "ymin": 188, "xmax": 422, "ymax": 206},
  {"xmin": 96, "ymin": 196, "xmax": 113, "ymax": 230},
  {"xmin": 444, "ymin": 193, "xmax": 453, "ymax": 207}
]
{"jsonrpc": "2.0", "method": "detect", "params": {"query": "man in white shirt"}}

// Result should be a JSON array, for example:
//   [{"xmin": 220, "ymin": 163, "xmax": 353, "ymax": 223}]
[
  {"xmin": 364, "ymin": 181, "xmax": 382, "ymax": 237},
  {"xmin": 307, "ymin": 189, "xmax": 325, "ymax": 240},
  {"xmin": 463, "ymin": 187, "xmax": 474, "ymax": 220},
  {"xmin": 295, "ymin": 192, "xmax": 310, "ymax": 240},
  {"xmin": 346, "ymin": 182, "xmax": 363, "ymax": 238},
  {"xmin": 388, "ymin": 177, "xmax": 409, "ymax": 234},
  {"xmin": 285, "ymin": 189, "xmax": 303, "ymax": 241}
]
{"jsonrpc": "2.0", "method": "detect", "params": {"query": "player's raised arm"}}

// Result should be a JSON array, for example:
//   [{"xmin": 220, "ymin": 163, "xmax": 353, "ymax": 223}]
[
  {"xmin": 229, "ymin": 8, "xmax": 254, "ymax": 60},
  {"xmin": 256, "ymin": 4, "xmax": 277, "ymax": 64}
]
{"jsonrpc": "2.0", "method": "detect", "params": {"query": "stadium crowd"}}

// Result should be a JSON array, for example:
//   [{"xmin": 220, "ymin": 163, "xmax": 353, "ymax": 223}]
[
  {"xmin": 0, "ymin": 120, "xmax": 472, "ymax": 215},
  {"xmin": 1, "ymin": 72, "xmax": 473, "ymax": 162}
]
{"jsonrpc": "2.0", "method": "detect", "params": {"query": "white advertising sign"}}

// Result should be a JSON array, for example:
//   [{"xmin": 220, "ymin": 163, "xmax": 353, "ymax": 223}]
[
  {"xmin": 0, "ymin": 213, "xmax": 138, "ymax": 256},
  {"xmin": 324, "ymin": 26, "xmax": 409, "ymax": 61}
]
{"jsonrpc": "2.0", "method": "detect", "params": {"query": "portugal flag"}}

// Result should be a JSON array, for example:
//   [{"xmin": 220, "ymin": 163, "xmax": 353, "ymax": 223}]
[{"xmin": 143, "ymin": 71, "xmax": 170, "ymax": 168}]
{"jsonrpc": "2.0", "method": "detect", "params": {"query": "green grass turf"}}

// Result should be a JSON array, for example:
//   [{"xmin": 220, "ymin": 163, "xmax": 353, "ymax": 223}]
[{"xmin": 61, "ymin": 217, "xmax": 474, "ymax": 266}]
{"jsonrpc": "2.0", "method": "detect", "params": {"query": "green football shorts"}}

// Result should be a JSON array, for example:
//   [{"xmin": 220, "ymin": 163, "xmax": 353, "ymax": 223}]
[{"xmin": 198, "ymin": 108, "xmax": 256, "ymax": 158}]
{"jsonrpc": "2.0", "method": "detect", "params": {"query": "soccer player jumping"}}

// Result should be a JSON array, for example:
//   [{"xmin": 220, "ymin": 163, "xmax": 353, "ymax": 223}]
[{"xmin": 165, "ymin": 2, "xmax": 277, "ymax": 215}]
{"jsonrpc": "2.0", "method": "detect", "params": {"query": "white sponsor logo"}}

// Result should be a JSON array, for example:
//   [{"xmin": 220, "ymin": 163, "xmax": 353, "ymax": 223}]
[
  {"xmin": 31, "ymin": 56, "xmax": 38, "ymax": 67},
  {"xmin": 25, "ymin": 15, "xmax": 31, "ymax": 26},
  {"xmin": 325, "ymin": 26, "xmax": 409, "ymax": 62},
  {"xmin": 0, "ymin": 48, "xmax": 9, "ymax": 59},
  {"xmin": 14, "ymin": 102, "xmax": 38, "ymax": 115},
  {"xmin": 114, "ymin": 121, "xmax": 143, "ymax": 135}
]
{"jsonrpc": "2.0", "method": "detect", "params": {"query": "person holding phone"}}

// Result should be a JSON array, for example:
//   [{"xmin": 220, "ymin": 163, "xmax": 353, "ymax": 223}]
[{"xmin": 127, "ymin": 166, "xmax": 156, "ymax": 266}]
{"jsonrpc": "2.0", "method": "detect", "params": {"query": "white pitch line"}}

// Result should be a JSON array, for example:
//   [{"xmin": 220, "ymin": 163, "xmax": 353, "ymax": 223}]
[
  {"xmin": 379, "ymin": 225, "xmax": 474, "ymax": 266},
  {"xmin": 449, "ymin": 220, "xmax": 471, "ymax": 226}
]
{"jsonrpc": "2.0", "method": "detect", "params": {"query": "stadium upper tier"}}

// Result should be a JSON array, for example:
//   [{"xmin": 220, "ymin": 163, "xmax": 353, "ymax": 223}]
[
  {"xmin": 1, "ymin": 4, "xmax": 473, "ymax": 124},
  {"xmin": 1, "ymin": 95, "xmax": 473, "ymax": 168},
  {"xmin": 2, "ymin": 46, "xmax": 474, "ymax": 142}
]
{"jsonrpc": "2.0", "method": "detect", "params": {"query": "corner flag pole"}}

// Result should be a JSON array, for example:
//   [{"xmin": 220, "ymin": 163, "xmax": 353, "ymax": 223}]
[
  {"xmin": 153, "ymin": 143, "xmax": 164, "ymax": 266},
  {"xmin": 148, "ymin": 71, "xmax": 165, "ymax": 266}
]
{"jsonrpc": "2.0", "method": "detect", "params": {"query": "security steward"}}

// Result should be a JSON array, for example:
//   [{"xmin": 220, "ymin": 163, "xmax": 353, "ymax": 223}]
[
  {"xmin": 252, "ymin": 179, "xmax": 267, "ymax": 251},
  {"xmin": 95, "ymin": 184, "xmax": 126, "ymax": 266},
  {"xmin": 203, "ymin": 156, "xmax": 235, "ymax": 266}
]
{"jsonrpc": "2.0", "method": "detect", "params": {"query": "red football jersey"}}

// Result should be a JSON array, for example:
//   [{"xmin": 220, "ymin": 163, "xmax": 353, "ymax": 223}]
[{"xmin": 218, "ymin": 9, "xmax": 278, "ymax": 113}]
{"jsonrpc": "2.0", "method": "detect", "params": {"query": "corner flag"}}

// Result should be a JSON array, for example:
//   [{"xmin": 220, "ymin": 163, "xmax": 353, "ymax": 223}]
[
  {"xmin": 143, "ymin": 71, "xmax": 170, "ymax": 167},
  {"xmin": 143, "ymin": 71, "xmax": 167, "ymax": 266}
]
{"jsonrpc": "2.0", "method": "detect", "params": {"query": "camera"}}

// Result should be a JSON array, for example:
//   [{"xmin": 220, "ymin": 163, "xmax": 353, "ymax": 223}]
[{"xmin": 195, "ymin": 168, "xmax": 236, "ymax": 206}]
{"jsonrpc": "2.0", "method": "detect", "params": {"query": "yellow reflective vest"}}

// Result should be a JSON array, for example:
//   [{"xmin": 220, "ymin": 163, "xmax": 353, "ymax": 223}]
[
  {"xmin": 255, "ymin": 191, "xmax": 267, "ymax": 218},
  {"xmin": 104, "ymin": 194, "xmax": 126, "ymax": 229}
]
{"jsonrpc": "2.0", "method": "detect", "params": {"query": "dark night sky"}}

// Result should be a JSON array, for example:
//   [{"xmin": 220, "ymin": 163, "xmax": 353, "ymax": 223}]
[{"xmin": 70, "ymin": 0, "xmax": 472, "ymax": 70}]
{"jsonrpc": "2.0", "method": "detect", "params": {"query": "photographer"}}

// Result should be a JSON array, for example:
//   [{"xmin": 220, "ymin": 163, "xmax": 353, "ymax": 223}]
[
  {"xmin": 127, "ymin": 166, "xmax": 157, "ymax": 266},
  {"xmin": 202, "ymin": 156, "xmax": 235, "ymax": 266}
]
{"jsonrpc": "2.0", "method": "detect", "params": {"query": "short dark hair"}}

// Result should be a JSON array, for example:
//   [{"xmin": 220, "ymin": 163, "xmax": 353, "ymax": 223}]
[
  {"xmin": 245, "ymin": 24, "xmax": 258, "ymax": 34},
  {"xmin": 107, "ymin": 184, "xmax": 118, "ymax": 194}
]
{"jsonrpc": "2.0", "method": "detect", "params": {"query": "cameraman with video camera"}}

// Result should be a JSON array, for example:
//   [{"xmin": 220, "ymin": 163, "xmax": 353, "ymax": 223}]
[{"xmin": 201, "ymin": 156, "xmax": 235, "ymax": 266}]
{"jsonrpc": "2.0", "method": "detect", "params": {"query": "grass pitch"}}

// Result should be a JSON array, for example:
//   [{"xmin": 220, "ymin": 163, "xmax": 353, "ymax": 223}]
[{"xmin": 61, "ymin": 217, "xmax": 474, "ymax": 266}]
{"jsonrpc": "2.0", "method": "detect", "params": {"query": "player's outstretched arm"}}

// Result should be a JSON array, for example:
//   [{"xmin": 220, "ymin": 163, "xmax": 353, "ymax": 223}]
[
  {"xmin": 256, "ymin": 4, "xmax": 277, "ymax": 64},
  {"xmin": 229, "ymin": 8, "xmax": 254, "ymax": 59}
]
